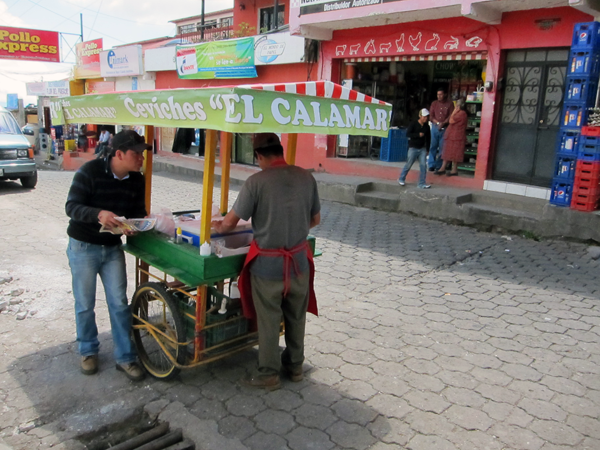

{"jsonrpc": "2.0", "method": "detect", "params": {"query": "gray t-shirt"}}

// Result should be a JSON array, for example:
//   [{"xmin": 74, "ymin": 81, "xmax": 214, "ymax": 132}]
[{"xmin": 233, "ymin": 164, "xmax": 321, "ymax": 280}]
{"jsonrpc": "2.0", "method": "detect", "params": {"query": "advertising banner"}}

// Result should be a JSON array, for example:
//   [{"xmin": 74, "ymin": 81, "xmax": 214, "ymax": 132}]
[
  {"xmin": 75, "ymin": 38, "xmax": 103, "ymax": 79},
  {"xmin": 254, "ymin": 32, "xmax": 305, "ymax": 65},
  {"xmin": 0, "ymin": 26, "xmax": 60, "ymax": 62},
  {"xmin": 85, "ymin": 80, "xmax": 115, "ymax": 94},
  {"xmin": 26, "ymin": 80, "xmax": 70, "ymax": 97},
  {"xmin": 50, "ymin": 87, "xmax": 391, "ymax": 137},
  {"xmin": 299, "ymin": 0, "xmax": 401, "ymax": 15},
  {"xmin": 100, "ymin": 45, "xmax": 143, "ymax": 77},
  {"xmin": 176, "ymin": 37, "xmax": 256, "ymax": 79}
]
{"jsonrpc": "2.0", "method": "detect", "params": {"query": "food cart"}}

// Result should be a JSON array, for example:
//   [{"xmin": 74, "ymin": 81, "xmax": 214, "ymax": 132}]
[{"xmin": 50, "ymin": 81, "xmax": 392, "ymax": 380}]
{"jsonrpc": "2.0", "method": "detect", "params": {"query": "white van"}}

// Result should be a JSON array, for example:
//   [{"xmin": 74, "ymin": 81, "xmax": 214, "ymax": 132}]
[{"xmin": 0, "ymin": 106, "xmax": 37, "ymax": 188}]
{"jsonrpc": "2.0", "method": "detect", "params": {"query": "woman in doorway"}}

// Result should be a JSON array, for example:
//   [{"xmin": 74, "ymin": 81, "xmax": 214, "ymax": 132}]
[{"xmin": 435, "ymin": 98, "xmax": 467, "ymax": 177}]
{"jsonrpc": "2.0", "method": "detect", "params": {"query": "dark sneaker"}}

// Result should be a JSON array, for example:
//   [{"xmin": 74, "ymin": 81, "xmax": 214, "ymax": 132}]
[
  {"xmin": 418, "ymin": 185, "xmax": 431, "ymax": 189},
  {"xmin": 284, "ymin": 366, "xmax": 304, "ymax": 382},
  {"xmin": 116, "ymin": 362, "xmax": 146, "ymax": 382},
  {"xmin": 428, "ymin": 167, "xmax": 436, "ymax": 172},
  {"xmin": 81, "ymin": 355, "xmax": 98, "ymax": 375},
  {"xmin": 240, "ymin": 374, "xmax": 281, "ymax": 391}
]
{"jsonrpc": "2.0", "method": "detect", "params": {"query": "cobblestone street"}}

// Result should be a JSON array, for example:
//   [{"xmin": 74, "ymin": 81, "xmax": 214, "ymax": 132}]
[{"xmin": 1, "ymin": 170, "xmax": 599, "ymax": 449}]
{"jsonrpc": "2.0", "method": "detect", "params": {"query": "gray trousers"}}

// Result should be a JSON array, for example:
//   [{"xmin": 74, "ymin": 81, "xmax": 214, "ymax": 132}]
[{"xmin": 250, "ymin": 271, "xmax": 310, "ymax": 375}]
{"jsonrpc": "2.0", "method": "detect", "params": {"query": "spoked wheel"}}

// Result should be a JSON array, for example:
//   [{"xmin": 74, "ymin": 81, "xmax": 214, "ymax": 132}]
[{"xmin": 131, "ymin": 282, "xmax": 186, "ymax": 380}]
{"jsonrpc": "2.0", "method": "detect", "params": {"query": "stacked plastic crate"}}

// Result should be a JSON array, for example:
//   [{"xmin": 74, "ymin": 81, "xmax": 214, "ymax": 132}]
[{"xmin": 551, "ymin": 22, "xmax": 600, "ymax": 207}]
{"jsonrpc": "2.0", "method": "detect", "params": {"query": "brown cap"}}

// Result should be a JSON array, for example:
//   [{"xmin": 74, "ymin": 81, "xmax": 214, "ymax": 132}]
[
  {"xmin": 253, "ymin": 133, "xmax": 280, "ymax": 150},
  {"xmin": 111, "ymin": 130, "xmax": 152, "ymax": 153}
]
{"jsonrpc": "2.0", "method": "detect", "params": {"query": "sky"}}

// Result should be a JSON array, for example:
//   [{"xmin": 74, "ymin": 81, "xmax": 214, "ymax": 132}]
[{"xmin": 0, "ymin": 0, "xmax": 233, "ymax": 107}]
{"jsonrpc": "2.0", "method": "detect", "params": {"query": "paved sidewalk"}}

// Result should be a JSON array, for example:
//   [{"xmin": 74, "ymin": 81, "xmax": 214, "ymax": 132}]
[{"xmin": 1, "ymin": 171, "xmax": 599, "ymax": 449}]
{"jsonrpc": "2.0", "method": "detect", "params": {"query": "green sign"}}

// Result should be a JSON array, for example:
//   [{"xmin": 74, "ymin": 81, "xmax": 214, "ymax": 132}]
[
  {"xmin": 176, "ymin": 38, "xmax": 257, "ymax": 79},
  {"xmin": 50, "ymin": 87, "xmax": 392, "ymax": 137}
]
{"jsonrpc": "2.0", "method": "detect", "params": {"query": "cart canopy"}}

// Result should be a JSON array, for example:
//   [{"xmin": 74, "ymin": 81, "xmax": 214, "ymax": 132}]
[{"xmin": 50, "ymin": 81, "xmax": 392, "ymax": 137}]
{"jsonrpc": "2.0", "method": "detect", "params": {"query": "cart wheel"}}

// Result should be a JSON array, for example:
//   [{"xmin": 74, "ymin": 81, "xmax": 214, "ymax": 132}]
[{"xmin": 131, "ymin": 282, "xmax": 186, "ymax": 380}]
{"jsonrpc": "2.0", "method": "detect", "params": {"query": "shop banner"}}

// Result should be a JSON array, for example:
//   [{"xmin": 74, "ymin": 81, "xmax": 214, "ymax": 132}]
[
  {"xmin": 75, "ymin": 38, "xmax": 103, "ymax": 79},
  {"xmin": 100, "ymin": 45, "xmax": 143, "ymax": 77},
  {"xmin": 85, "ymin": 80, "xmax": 115, "ymax": 94},
  {"xmin": 0, "ymin": 26, "xmax": 60, "ymax": 62},
  {"xmin": 26, "ymin": 80, "xmax": 70, "ymax": 97},
  {"xmin": 176, "ymin": 38, "xmax": 256, "ymax": 79},
  {"xmin": 299, "ymin": 0, "xmax": 402, "ymax": 15},
  {"xmin": 255, "ymin": 32, "xmax": 305, "ymax": 65},
  {"xmin": 50, "ymin": 87, "xmax": 391, "ymax": 137}
]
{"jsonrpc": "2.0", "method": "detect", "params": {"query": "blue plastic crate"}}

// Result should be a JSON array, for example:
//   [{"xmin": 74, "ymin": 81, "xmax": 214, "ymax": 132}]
[
  {"xmin": 583, "ymin": 135, "xmax": 600, "ymax": 147},
  {"xmin": 568, "ymin": 49, "xmax": 600, "ymax": 76},
  {"xmin": 555, "ymin": 129, "xmax": 581, "ymax": 154},
  {"xmin": 380, "ymin": 128, "xmax": 408, "ymax": 162},
  {"xmin": 550, "ymin": 179, "xmax": 574, "ymax": 206},
  {"xmin": 578, "ymin": 150, "xmax": 600, "ymax": 161},
  {"xmin": 572, "ymin": 22, "xmax": 600, "ymax": 50},
  {"xmin": 565, "ymin": 75, "xmax": 599, "ymax": 105},
  {"xmin": 554, "ymin": 153, "xmax": 578, "ymax": 180},
  {"xmin": 561, "ymin": 103, "xmax": 590, "ymax": 128}
]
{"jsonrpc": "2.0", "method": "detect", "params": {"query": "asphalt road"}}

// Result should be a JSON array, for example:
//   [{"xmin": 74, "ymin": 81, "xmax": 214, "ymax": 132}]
[{"xmin": 0, "ymin": 170, "xmax": 599, "ymax": 450}]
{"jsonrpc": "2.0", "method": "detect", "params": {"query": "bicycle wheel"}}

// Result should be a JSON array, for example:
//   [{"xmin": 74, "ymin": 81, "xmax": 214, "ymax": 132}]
[{"xmin": 131, "ymin": 282, "xmax": 186, "ymax": 380}]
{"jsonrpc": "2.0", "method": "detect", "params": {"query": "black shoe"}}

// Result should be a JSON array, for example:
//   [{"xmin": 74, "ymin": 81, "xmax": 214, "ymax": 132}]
[
  {"xmin": 434, "ymin": 170, "xmax": 446, "ymax": 175},
  {"xmin": 428, "ymin": 167, "xmax": 436, "ymax": 172}
]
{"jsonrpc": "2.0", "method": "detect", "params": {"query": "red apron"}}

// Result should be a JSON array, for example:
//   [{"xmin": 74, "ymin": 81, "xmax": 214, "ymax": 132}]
[{"xmin": 238, "ymin": 239, "xmax": 318, "ymax": 319}]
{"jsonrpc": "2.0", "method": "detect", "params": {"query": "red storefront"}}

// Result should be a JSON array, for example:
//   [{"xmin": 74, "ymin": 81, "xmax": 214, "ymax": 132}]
[{"xmin": 293, "ymin": 5, "xmax": 597, "ymax": 191}]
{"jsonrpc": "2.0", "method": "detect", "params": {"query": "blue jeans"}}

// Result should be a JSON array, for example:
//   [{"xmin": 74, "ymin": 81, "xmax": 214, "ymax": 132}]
[
  {"xmin": 399, "ymin": 147, "xmax": 428, "ymax": 187},
  {"xmin": 66, "ymin": 237, "xmax": 136, "ymax": 364},
  {"xmin": 428, "ymin": 124, "xmax": 446, "ymax": 170}
]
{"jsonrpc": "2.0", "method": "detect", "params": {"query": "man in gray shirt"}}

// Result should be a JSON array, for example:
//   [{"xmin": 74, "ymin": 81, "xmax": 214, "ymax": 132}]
[{"xmin": 212, "ymin": 133, "xmax": 321, "ymax": 390}]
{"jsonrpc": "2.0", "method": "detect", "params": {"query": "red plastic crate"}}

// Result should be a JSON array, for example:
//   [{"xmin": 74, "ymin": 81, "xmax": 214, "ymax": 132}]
[
  {"xmin": 574, "ymin": 173, "xmax": 600, "ymax": 188},
  {"xmin": 573, "ymin": 183, "xmax": 600, "ymax": 196},
  {"xmin": 571, "ymin": 195, "xmax": 600, "ymax": 211},
  {"xmin": 581, "ymin": 126, "xmax": 600, "ymax": 136},
  {"xmin": 576, "ymin": 160, "xmax": 600, "ymax": 177}
]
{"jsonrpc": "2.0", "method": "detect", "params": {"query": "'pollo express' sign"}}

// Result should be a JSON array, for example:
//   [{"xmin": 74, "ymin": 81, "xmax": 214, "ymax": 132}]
[{"xmin": 0, "ymin": 26, "xmax": 60, "ymax": 63}]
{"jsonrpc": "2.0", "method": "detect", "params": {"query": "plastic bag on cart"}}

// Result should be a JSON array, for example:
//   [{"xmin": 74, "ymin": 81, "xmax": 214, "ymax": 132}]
[{"xmin": 150, "ymin": 207, "xmax": 176, "ymax": 236}]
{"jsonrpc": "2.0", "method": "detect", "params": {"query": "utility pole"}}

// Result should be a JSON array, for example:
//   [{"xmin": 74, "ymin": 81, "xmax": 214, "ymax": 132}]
[
  {"xmin": 80, "ymin": 13, "xmax": 83, "ymax": 42},
  {"xmin": 200, "ymin": 0, "xmax": 205, "ymax": 40},
  {"xmin": 273, "ymin": 0, "xmax": 279, "ymax": 30}
]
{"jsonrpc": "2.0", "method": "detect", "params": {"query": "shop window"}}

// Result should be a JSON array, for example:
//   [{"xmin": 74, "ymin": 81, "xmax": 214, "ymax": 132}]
[
  {"xmin": 259, "ymin": 6, "xmax": 285, "ymax": 32},
  {"xmin": 221, "ymin": 17, "xmax": 233, "ymax": 27},
  {"xmin": 198, "ymin": 19, "xmax": 217, "ymax": 30}
]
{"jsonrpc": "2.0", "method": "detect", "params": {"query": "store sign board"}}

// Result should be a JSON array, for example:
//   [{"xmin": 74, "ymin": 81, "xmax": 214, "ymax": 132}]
[
  {"xmin": 26, "ymin": 80, "xmax": 70, "ymax": 97},
  {"xmin": 331, "ymin": 30, "xmax": 485, "ymax": 59},
  {"xmin": 50, "ymin": 88, "xmax": 391, "ymax": 137},
  {"xmin": 6, "ymin": 94, "xmax": 18, "ymax": 109},
  {"xmin": 75, "ymin": 38, "xmax": 103, "ymax": 79},
  {"xmin": 299, "ymin": 0, "xmax": 402, "ymax": 15},
  {"xmin": 100, "ymin": 45, "xmax": 143, "ymax": 77},
  {"xmin": 254, "ymin": 32, "xmax": 305, "ymax": 65},
  {"xmin": 0, "ymin": 26, "xmax": 60, "ymax": 62},
  {"xmin": 176, "ymin": 38, "xmax": 256, "ymax": 79},
  {"xmin": 85, "ymin": 80, "xmax": 115, "ymax": 94}
]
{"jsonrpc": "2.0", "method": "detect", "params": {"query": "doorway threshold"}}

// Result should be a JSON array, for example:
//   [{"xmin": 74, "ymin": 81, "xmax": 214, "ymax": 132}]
[{"xmin": 484, "ymin": 180, "xmax": 550, "ymax": 201}]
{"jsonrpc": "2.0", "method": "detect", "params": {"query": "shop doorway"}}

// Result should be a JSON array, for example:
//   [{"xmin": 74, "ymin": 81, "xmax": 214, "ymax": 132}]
[{"xmin": 493, "ymin": 49, "xmax": 568, "ymax": 187}]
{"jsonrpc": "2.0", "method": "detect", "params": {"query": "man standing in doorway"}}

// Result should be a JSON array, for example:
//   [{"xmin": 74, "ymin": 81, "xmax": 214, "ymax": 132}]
[
  {"xmin": 398, "ymin": 108, "xmax": 431, "ymax": 189},
  {"xmin": 428, "ymin": 88, "xmax": 454, "ymax": 172},
  {"xmin": 65, "ymin": 130, "xmax": 150, "ymax": 381},
  {"xmin": 212, "ymin": 133, "xmax": 321, "ymax": 391}
]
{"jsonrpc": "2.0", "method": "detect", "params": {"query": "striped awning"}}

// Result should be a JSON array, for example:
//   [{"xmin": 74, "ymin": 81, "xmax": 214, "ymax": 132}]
[
  {"xmin": 240, "ymin": 80, "xmax": 391, "ymax": 106},
  {"xmin": 344, "ymin": 52, "xmax": 487, "ymax": 63}
]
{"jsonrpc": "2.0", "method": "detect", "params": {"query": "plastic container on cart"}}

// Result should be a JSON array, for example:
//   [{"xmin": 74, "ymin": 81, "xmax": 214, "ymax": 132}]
[
  {"xmin": 576, "ymin": 160, "xmax": 600, "ymax": 178},
  {"xmin": 568, "ymin": 49, "xmax": 600, "ymax": 76},
  {"xmin": 572, "ymin": 22, "xmax": 600, "ymax": 50},
  {"xmin": 555, "ymin": 129, "xmax": 581, "ymax": 154},
  {"xmin": 380, "ymin": 128, "xmax": 408, "ymax": 162},
  {"xmin": 571, "ymin": 192, "xmax": 600, "ymax": 211},
  {"xmin": 582, "ymin": 125, "xmax": 600, "ymax": 136},
  {"xmin": 550, "ymin": 179, "xmax": 574, "ymax": 207}
]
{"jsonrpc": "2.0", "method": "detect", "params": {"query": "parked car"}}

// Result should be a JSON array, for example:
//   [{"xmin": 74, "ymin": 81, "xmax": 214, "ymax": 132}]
[
  {"xmin": 21, "ymin": 123, "xmax": 40, "ymax": 151},
  {"xmin": 0, "ymin": 107, "xmax": 37, "ymax": 188}
]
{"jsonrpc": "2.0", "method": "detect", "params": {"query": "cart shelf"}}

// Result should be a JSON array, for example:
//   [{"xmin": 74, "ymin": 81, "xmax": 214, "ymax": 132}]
[{"xmin": 123, "ymin": 231, "xmax": 318, "ymax": 287}]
